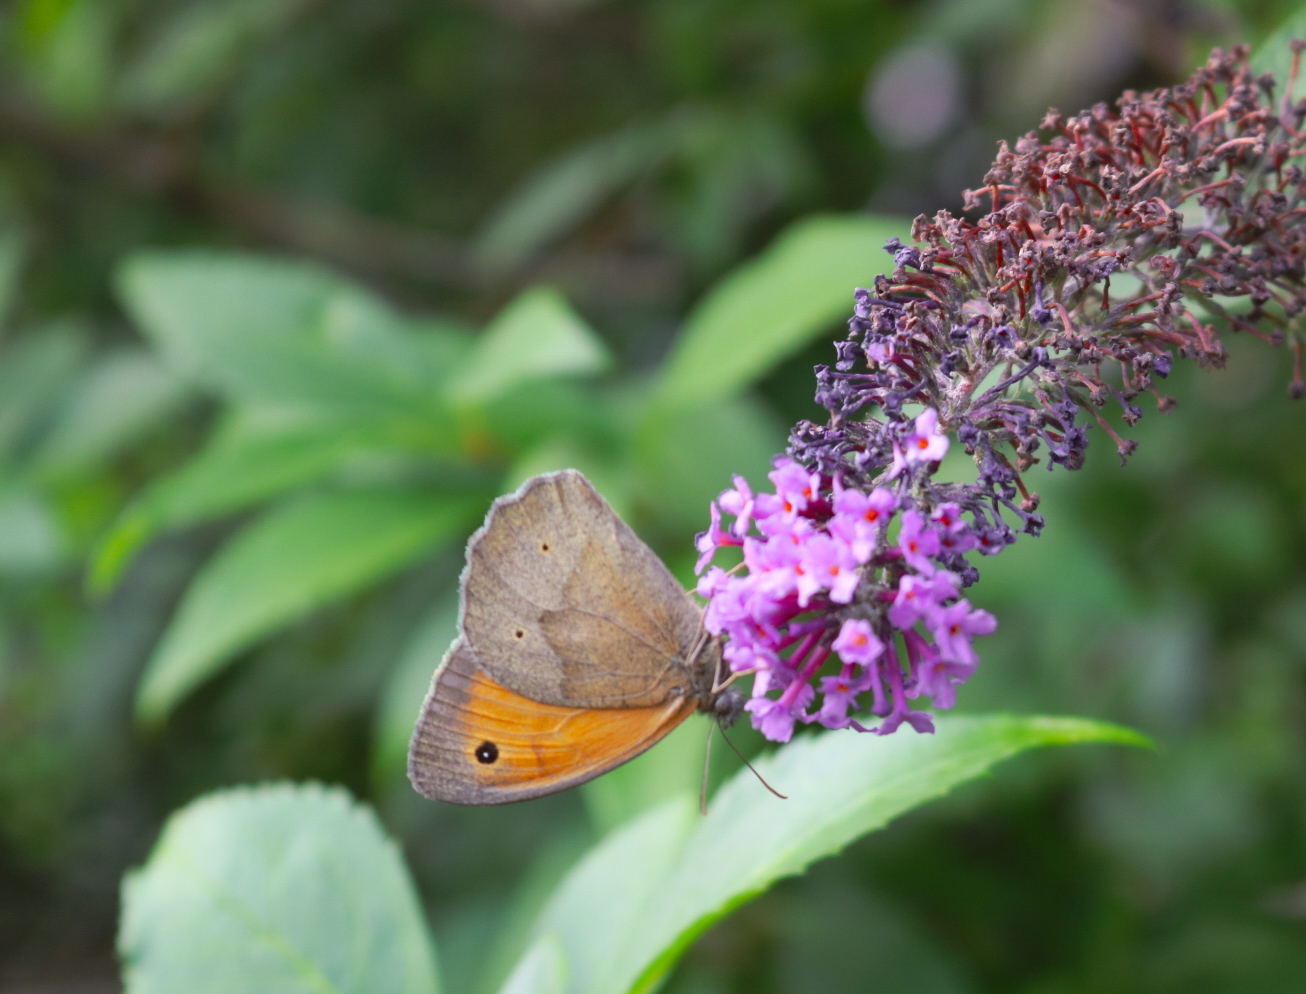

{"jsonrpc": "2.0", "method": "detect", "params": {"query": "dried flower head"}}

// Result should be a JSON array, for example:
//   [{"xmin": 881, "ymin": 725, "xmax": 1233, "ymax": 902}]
[{"xmin": 697, "ymin": 45, "xmax": 1306, "ymax": 742}]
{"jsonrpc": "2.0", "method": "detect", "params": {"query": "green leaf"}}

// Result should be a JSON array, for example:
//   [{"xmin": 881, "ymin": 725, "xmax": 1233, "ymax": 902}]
[
  {"xmin": 654, "ymin": 214, "xmax": 909, "ymax": 407},
  {"xmin": 446, "ymin": 287, "xmax": 611, "ymax": 405},
  {"xmin": 119, "ymin": 782, "xmax": 440, "ymax": 994},
  {"xmin": 0, "ymin": 487, "xmax": 65, "ymax": 577},
  {"xmin": 372, "ymin": 591, "xmax": 460, "ymax": 785},
  {"xmin": 505, "ymin": 715, "xmax": 1148, "ymax": 994},
  {"xmin": 1251, "ymin": 7, "xmax": 1306, "ymax": 86},
  {"xmin": 477, "ymin": 380, "xmax": 614, "ymax": 464},
  {"xmin": 500, "ymin": 937, "xmax": 567, "ymax": 994},
  {"xmin": 631, "ymin": 394, "xmax": 784, "ymax": 535},
  {"xmin": 659, "ymin": 109, "xmax": 812, "ymax": 271},
  {"xmin": 474, "ymin": 116, "xmax": 690, "ymax": 272},
  {"xmin": 0, "ymin": 320, "xmax": 88, "ymax": 465},
  {"xmin": 28, "ymin": 348, "xmax": 191, "ymax": 482},
  {"xmin": 118, "ymin": 0, "xmax": 310, "ymax": 115},
  {"xmin": 89, "ymin": 410, "xmax": 424, "ymax": 594},
  {"xmin": 117, "ymin": 251, "xmax": 467, "ymax": 419},
  {"xmin": 136, "ymin": 488, "xmax": 479, "ymax": 724},
  {"xmin": 18, "ymin": 0, "xmax": 114, "ymax": 120},
  {"xmin": 467, "ymin": 835, "xmax": 591, "ymax": 994}
]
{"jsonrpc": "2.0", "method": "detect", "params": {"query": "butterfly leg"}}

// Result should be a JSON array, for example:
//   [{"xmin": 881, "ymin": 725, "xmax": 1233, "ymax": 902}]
[{"xmin": 711, "ymin": 665, "xmax": 759, "ymax": 695}]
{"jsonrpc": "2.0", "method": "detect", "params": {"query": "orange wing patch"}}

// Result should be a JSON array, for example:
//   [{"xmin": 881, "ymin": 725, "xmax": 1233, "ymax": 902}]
[{"xmin": 408, "ymin": 640, "xmax": 698, "ymax": 805}]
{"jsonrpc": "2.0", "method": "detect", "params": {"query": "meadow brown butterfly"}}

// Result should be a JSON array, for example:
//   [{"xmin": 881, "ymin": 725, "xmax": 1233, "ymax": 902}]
[{"xmin": 407, "ymin": 469, "xmax": 745, "ymax": 805}]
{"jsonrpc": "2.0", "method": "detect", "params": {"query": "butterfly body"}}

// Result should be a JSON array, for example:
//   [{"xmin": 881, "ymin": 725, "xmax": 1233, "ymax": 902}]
[{"xmin": 408, "ymin": 470, "xmax": 742, "ymax": 806}]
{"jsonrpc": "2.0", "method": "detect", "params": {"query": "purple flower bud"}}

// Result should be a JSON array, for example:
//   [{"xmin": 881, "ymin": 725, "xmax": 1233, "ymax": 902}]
[
  {"xmin": 1031, "ymin": 278, "xmax": 1054, "ymax": 326},
  {"xmin": 990, "ymin": 324, "xmax": 1017, "ymax": 349}
]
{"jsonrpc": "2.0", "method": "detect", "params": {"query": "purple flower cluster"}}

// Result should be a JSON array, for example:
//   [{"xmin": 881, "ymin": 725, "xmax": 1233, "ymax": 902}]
[
  {"xmin": 695, "ymin": 411, "xmax": 995, "ymax": 743},
  {"xmin": 695, "ymin": 46, "xmax": 1306, "ymax": 743}
]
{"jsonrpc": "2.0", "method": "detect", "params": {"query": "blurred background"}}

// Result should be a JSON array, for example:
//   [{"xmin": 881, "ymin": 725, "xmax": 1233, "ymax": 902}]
[{"xmin": 1, "ymin": 0, "xmax": 1305, "ymax": 992}]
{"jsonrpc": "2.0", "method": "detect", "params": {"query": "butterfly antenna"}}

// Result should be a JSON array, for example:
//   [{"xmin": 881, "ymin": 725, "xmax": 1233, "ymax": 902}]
[
  {"xmin": 700, "ymin": 721, "xmax": 716, "ymax": 815},
  {"xmin": 718, "ymin": 726, "xmax": 788, "ymax": 800}
]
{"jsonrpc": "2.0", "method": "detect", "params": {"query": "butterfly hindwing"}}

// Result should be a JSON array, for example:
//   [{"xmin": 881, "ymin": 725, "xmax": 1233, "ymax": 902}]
[{"xmin": 407, "ymin": 639, "xmax": 697, "ymax": 805}]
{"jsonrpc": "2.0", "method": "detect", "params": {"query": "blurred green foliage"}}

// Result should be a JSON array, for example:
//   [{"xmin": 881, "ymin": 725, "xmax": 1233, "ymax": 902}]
[{"xmin": 1, "ymin": 0, "xmax": 1306, "ymax": 992}]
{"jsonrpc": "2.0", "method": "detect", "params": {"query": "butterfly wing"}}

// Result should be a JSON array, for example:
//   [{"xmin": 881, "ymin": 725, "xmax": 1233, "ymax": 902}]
[
  {"xmin": 407, "ymin": 639, "xmax": 697, "ymax": 805},
  {"xmin": 460, "ymin": 470, "xmax": 703, "ymax": 709}
]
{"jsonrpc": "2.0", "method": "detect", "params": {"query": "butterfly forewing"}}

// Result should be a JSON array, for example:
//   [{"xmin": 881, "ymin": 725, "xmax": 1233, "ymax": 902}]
[{"xmin": 460, "ymin": 470, "xmax": 702, "ymax": 709}]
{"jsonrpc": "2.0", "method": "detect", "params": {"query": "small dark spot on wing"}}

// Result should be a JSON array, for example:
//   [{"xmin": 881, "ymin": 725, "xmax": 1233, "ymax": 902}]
[{"xmin": 475, "ymin": 741, "xmax": 499, "ymax": 764}]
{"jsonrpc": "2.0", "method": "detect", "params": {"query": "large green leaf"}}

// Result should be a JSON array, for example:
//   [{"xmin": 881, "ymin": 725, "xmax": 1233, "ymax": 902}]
[
  {"xmin": 1251, "ymin": 7, "xmax": 1306, "ymax": 85},
  {"xmin": 117, "ymin": 251, "xmax": 468, "ymax": 418},
  {"xmin": 500, "ymin": 937, "xmax": 567, "ymax": 994},
  {"xmin": 505, "ymin": 715, "xmax": 1147, "ymax": 994},
  {"xmin": 446, "ymin": 287, "xmax": 612, "ymax": 405},
  {"xmin": 654, "ymin": 214, "xmax": 908, "ymax": 407},
  {"xmin": 119, "ymin": 782, "xmax": 440, "ymax": 994},
  {"xmin": 136, "ymin": 487, "xmax": 479, "ymax": 724},
  {"xmin": 89, "ymin": 409, "xmax": 426, "ymax": 594}
]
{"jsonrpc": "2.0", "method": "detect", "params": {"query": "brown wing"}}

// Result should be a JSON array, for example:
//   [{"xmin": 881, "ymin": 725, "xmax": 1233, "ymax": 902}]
[
  {"xmin": 407, "ymin": 639, "xmax": 696, "ymax": 805},
  {"xmin": 460, "ymin": 469, "xmax": 702, "ymax": 708}
]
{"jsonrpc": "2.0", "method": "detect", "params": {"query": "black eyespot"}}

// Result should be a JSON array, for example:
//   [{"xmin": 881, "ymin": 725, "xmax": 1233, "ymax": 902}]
[
  {"xmin": 514, "ymin": 629, "xmax": 524, "ymax": 639},
  {"xmin": 475, "ymin": 741, "xmax": 498, "ymax": 764},
  {"xmin": 541, "ymin": 542, "xmax": 550, "ymax": 552}
]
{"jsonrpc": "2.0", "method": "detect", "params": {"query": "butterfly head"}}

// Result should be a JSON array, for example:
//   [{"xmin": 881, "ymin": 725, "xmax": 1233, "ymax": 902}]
[
  {"xmin": 687, "ymin": 634, "xmax": 746, "ymax": 729},
  {"xmin": 710, "ymin": 685, "xmax": 746, "ymax": 729}
]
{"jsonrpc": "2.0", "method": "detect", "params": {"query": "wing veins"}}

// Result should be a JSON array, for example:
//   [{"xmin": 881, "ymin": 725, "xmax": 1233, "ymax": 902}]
[
  {"xmin": 474, "ymin": 548, "xmax": 684, "ymax": 666},
  {"xmin": 491, "ymin": 500, "xmax": 685, "ymax": 657}
]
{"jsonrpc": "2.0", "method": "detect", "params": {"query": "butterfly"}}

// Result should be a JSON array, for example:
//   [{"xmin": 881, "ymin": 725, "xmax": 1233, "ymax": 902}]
[{"xmin": 407, "ymin": 470, "xmax": 745, "ymax": 805}]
